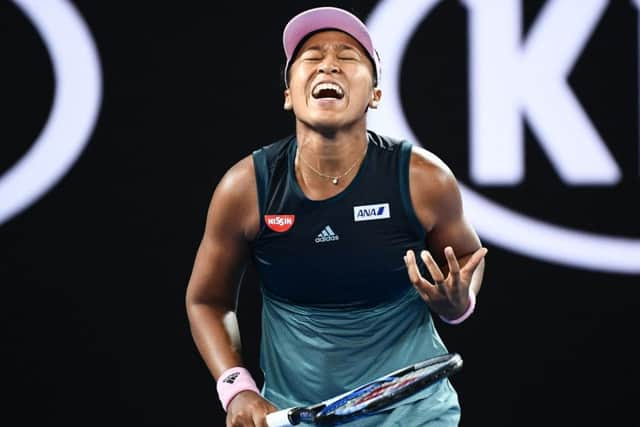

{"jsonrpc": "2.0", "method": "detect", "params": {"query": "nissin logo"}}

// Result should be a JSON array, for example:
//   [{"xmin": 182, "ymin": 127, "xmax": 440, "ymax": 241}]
[
  {"xmin": 264, "ymin": 215, "xmax": 295, "ymax": 232},
  {"xmin": 367, "ymin": 0, "xmax": 640, "ymax": 274},
  {"xmin": 354, "ymin": 203, "xmax": 391, "ymax": 222}
]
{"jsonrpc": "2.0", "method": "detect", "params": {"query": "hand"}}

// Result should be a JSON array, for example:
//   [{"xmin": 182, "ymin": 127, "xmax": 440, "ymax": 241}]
[
  {"xmin": 226, "ymin": 390, "xmax": 277, "ymax": 427},
  {"xmin": 404, "ymin": 246, "xmax": 488, "ymax": 320}
]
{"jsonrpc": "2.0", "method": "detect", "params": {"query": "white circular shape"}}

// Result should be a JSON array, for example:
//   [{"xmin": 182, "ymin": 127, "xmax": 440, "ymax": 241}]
[
  {"xmin": 367, "ymin": 0, "xmax": 640, "ymax": 274},
  {"xmin": 0, "ymin": 0, "xmax": 102, "ymax": 225}
]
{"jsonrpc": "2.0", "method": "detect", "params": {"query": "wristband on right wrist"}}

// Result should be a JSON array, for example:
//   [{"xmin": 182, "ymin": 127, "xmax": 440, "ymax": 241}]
[{"xmin": 216, "ymin": 366, "xmax": 261, "ymax": 411}]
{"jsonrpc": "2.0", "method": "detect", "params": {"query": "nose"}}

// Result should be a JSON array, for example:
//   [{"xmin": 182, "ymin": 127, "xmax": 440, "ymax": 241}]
[{"xmin": 318, "ymin": 56, "xmax": 340, "ymax": 75}]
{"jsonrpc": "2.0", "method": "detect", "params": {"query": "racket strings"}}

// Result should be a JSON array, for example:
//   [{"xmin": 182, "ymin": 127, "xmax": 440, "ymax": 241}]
[{"xmin": 318, "ymin": 364, "xmax": 443, "ymax": 417}]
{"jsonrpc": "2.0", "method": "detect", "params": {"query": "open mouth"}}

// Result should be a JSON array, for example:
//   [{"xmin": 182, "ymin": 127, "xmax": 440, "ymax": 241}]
[{"xmin": 312, "ymin": 82, "xmax": 344, "ymax": 100}]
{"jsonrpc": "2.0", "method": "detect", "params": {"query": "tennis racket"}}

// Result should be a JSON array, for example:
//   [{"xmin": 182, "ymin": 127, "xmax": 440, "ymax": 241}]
[{"xmin": 265, "ymin": 352, "xmax": 463, "ymax": 426}]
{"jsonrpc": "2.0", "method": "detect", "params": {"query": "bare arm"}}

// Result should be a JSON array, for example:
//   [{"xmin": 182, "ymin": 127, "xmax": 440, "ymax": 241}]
[
  {"xmin": 404, "ymin": 146, "xmax": 488, "ymax": 320},
  {"xmin": 185, "ymin": 155, "xmax": 256, "ymax": 377},
  {"xmin": 185, "ymin": 155, "xmax": 274, "ymax": 425}
]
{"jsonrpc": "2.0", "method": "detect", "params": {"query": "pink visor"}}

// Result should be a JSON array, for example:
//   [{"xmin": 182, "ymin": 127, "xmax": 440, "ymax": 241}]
[{"xmin": 282, "ymin": 7, "xmax": 381, "ymax": 87}]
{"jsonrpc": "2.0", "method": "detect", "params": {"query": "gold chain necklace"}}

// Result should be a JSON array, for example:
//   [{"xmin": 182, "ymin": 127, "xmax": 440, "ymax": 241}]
[{"xmin": 298, "ymin": 142, "xmax": 368, "ymax": 185}]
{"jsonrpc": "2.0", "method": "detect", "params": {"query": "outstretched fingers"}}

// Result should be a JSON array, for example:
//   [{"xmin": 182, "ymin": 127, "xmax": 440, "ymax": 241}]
[
  {"xmin": 420, "ymin": 249, "xmax": 446, "ymax": 292},
  {"xmin": 444, "ymin": 246, "xmax": 460, "ymax": 279},
  {"xmin": 404, "ymin": 250, "xmax": 431, "ymax": 286},
  {"xmin": 461, "ymin": 247, "xmax": 488, "ymax": 275},
  {"xmin": 404, "ymin": 250, "xmax": 437, "ymax": 300}
]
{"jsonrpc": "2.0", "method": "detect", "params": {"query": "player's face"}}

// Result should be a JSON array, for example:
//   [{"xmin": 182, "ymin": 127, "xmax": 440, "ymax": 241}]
[{"xmin": 284, "ymin": 31, "xmax": 381, "ymax": 131}]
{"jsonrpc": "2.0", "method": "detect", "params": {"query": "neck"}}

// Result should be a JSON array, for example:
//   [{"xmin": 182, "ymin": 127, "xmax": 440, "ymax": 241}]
[
  {"xmin": 295, "ymin": 124, "xmax": 369, "ymax": 174},
  {"xmin": 295, "ymin": 139, "xmax": 368, "ymax": 189}
]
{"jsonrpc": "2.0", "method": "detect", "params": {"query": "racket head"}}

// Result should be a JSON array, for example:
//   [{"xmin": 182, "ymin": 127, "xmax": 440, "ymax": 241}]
[{"xmin": 309, "ymin": 352, "xmax": 463, "ymax": 426}]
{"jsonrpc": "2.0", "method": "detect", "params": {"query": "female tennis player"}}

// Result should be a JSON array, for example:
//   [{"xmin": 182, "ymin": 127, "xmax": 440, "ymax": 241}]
[{"xmin": 185, "ymin": 6, "xmax": 487, "ymax": 426}]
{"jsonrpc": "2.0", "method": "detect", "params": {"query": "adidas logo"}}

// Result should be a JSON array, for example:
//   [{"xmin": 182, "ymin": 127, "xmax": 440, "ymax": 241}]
[
  {"xmin": 222, "ymin": 372, "xmax": 240, "ymax": 384},
  {"xmin": 315, "ymin": 225, "xmax": 340, "ymax": 243}
]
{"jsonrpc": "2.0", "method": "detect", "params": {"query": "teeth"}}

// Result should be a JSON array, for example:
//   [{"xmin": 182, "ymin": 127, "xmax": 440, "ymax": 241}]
[{"xmin": 312, "ymin": 82, "xmax": 344, "ymax": 98}]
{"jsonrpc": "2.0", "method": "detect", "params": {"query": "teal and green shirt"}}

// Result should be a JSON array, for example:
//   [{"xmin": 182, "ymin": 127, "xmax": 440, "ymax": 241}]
[{"xmin": 250, "ymin": 130, "xmax": 460, "ymax": 425}]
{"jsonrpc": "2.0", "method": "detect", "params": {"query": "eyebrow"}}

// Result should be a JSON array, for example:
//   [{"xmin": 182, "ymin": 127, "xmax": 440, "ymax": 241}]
[{"xmin": 301, "ymin": 43, "xmax": 361, "ymax": 53}]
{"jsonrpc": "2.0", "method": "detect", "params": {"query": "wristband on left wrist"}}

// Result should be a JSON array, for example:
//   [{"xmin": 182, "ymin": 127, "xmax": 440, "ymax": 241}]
[{"xmin": 439, "ymin": 291, "xmax": 476, "ymax": 325}]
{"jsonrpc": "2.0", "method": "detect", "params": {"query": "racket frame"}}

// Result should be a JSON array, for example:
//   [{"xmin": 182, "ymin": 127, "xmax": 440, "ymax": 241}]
[{"xmin": 277, "ymin": 352, "xmax": 463, "ymax": 426}]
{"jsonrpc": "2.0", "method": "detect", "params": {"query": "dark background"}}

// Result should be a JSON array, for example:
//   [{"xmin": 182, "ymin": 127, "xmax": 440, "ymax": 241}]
[{"xmin": 2, "ymin": 1, "xmax": 639, "ymax": 425}]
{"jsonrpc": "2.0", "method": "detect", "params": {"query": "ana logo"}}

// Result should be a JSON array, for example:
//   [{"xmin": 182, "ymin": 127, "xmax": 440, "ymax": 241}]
[
  {"xmin": 354, "ymin": 203, "xmax": 391, "ymax": 222},
  {"xmin": 367, "ymin": 0, "xmax": 640, "ymax": 274},
  {"xmin": 264, "ymin": 215, "xmax": 295, "ymax": 232},
  {"xmin": 315, "ymin": 225, "xmax": 340, "ymax": 243}
]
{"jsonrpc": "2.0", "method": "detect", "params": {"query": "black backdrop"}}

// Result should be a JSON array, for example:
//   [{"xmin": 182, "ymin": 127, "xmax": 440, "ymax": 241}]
[{"xmin": 2, "ymin": 1, "xmax": 639, "ymax": 426}]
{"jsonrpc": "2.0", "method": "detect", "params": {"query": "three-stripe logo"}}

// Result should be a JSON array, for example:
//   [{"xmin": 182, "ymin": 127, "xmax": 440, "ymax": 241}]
[{"xmin": 315, "ymin": 225, "xmax": 340, "ymax": 243}]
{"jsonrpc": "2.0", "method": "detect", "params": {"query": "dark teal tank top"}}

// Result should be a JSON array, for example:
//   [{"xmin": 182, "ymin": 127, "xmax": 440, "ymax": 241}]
[
  {"xmin": 250, "ymin": 130, "xmax": 427, "ymax": 307},
  {"xmin": 249, "ymin": 131, "xmax": 460, "ymax": 423}
]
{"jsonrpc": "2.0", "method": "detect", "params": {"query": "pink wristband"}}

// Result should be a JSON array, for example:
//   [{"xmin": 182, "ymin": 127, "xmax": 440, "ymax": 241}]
[
  {"xmin": 439, "ymin": 291, "xmax": 476, "ymax": 325},
  {"xmin": 216, "ymin": 367, "xmax": 261, "ymax": 411}
]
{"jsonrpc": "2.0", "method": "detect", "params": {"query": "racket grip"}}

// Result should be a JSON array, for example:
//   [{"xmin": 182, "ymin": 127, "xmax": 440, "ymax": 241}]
[{"xmin": 266, "ymin": 408, "xmax": 295, "ymax": 426}]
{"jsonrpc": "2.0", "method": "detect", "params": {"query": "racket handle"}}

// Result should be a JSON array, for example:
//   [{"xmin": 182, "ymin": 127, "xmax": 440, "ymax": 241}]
[{"xmin": 266, "ymin": 408, "xmax": 295, "ymax": 426}]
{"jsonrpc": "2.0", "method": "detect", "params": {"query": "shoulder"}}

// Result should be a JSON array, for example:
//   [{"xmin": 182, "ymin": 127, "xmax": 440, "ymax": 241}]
[
  {"xmin": 367, "ymin": 129, "xmax": 405, "ymax": 151},
  {"xmin": 408, "ymin": 144, "xmax": 458, "ymax": 195},
  {"xmin": 214, "ymin": 135, "xmax": 293, "ymax": 216},
  {"xmin": 208, "ymin": 154, "xmax": 260, "ymax": 240},
  {"xmin": 407, "ymin": 144, "xmax": 463, "ymax": 228},
  {"xmin": 216, "ymin": 154, "xmax": 257, "ymax": 198},
  {"xmin": 253, "ymin": 134, "xmax": 295, "ymax": 163}
]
